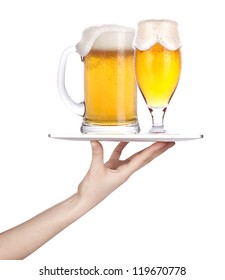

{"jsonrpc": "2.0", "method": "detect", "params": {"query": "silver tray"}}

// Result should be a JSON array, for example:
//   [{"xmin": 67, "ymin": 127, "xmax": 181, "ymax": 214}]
[{"xmin": 48, "ymin": 133, "xmax": 204, "ymax": 142}]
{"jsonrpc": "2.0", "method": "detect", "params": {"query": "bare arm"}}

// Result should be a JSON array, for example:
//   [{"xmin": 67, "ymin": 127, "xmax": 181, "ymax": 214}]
[{"xmin": 0, "ymin": 141, "xmax": 174, "ymax": 260}]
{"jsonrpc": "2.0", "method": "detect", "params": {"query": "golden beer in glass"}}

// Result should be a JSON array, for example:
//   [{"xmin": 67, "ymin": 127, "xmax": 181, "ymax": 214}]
[{"xmin": 134, "ymin": 20, "xmax": 181, "ymax": 132}]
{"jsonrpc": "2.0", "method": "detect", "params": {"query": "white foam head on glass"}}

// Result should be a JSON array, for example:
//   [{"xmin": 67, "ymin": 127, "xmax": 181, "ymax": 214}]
[{"xmin": 133, "ymin": 19, "xmax": 181, "ymax": 51}]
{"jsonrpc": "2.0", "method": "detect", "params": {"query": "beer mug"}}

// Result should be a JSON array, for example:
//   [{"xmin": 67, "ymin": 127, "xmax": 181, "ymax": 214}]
[{"xmin": 58, "ymin": 25, "xmax": 140, "ymax": 134}]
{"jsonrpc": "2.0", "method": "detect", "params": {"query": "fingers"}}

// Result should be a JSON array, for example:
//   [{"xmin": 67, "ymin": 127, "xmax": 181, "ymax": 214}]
[
  {"xmin": 125, "ymin": 142, "xmax": 175, "ymax": 174},
  {"xmin": 89, "ymin": 141, "xmax": 174, "ymax": 176},
  {"xmin": 109, "ymin": 142, "xmax": 129, "ymax": 161},
  {"xmin": 147, "ymin": 142, "xmax": 175, "ymax": 163},
  {"xmin": 90, "ymin": 141, "xmax": 104, "ymax": 169}
]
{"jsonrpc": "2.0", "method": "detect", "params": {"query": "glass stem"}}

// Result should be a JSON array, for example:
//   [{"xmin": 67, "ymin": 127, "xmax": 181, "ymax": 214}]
[{"xmin": 149, "ymin": 107, "xmax": 167, "ymax": 133}]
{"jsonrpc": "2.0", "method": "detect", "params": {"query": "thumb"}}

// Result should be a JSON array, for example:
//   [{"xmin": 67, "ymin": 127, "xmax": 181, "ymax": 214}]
[{"xmin": 90, "ymin": 141, "xmax": 104, "ymax": 169}]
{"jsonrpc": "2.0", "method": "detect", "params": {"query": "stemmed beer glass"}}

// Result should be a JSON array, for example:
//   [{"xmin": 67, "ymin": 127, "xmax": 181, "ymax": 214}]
[{"xmin": 133, "ymin": 20, "xmax": 182, "ymax": 133}]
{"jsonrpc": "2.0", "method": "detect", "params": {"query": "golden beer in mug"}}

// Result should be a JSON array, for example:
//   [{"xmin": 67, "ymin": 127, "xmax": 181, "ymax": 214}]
[
  {"xmin": 84, "ymin": 48, "xmax": 137, "ymax": 126},
  {"xmin": 134, "ymin": 20, "xmax": 181, "ymax": 132},
  {"xmin": 58, "ymin": 25, "xmax": 140, "ymax": 134}
]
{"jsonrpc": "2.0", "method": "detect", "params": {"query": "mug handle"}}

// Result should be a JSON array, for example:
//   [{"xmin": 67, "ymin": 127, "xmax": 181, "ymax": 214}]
[{"xmin": 57, "ymin": 46, "xmax": 85, "ymax": 116}]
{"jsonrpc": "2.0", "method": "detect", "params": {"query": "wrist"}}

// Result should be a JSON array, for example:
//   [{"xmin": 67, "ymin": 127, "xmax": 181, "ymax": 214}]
[{"xmin": 65, "ymin": 191, "xmax": 95, "ymax": 223}]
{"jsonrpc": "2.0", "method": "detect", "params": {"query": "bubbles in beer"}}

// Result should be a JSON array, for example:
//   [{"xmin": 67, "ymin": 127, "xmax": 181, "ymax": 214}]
[
  {"xmin": 133, "ymin": 20, "xmax": 181, "ymax": 51},
  {"xmin": 76, "ymin": 25, "xmax": 134, "ymax": 57}
]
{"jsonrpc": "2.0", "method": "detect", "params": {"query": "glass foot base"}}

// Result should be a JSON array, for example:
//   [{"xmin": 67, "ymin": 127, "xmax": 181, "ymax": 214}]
[
  {"xmin": 81, "ymin": 121, "xmax": 140, "ymax": 134},
  {"xmin": 150, "ymin": 126, "xmax": 166, "ymax": 133}
]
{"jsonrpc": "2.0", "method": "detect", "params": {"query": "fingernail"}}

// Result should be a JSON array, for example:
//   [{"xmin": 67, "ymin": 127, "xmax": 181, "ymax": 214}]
[
  {"xmin": 90, "ymin": 141, "xmax": 98, "ymax": 150},
  {"xmin": 168, "ymin": 142, "xmax": 175, "ymax": 147}
]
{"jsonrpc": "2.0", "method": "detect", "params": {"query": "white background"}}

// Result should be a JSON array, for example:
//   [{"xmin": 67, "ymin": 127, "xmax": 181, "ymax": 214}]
[{"xmin": 0, "ymin": 0, "xmax": 224, "ymax": 279}]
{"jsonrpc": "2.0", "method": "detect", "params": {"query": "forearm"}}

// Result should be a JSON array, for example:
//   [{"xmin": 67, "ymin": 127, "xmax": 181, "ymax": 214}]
[{"xmin": 0, "ymin": 192, "xmax": 90, "ymax": 260}]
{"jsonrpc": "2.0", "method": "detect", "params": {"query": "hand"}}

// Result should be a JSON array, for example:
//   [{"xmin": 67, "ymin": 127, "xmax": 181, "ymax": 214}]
[
  {"xmin": 78, "ymin": 141, "xmax": 175, "ymax": 208},
  {"xmin": 0, "ymin": 141, "xmax": 174, "ymax": 260}
]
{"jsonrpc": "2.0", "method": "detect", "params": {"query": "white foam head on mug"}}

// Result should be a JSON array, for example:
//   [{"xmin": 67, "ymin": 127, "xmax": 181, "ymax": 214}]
[{"xmin": 76, "ymin": 24, "xmax": 135, "ymax": 57}]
